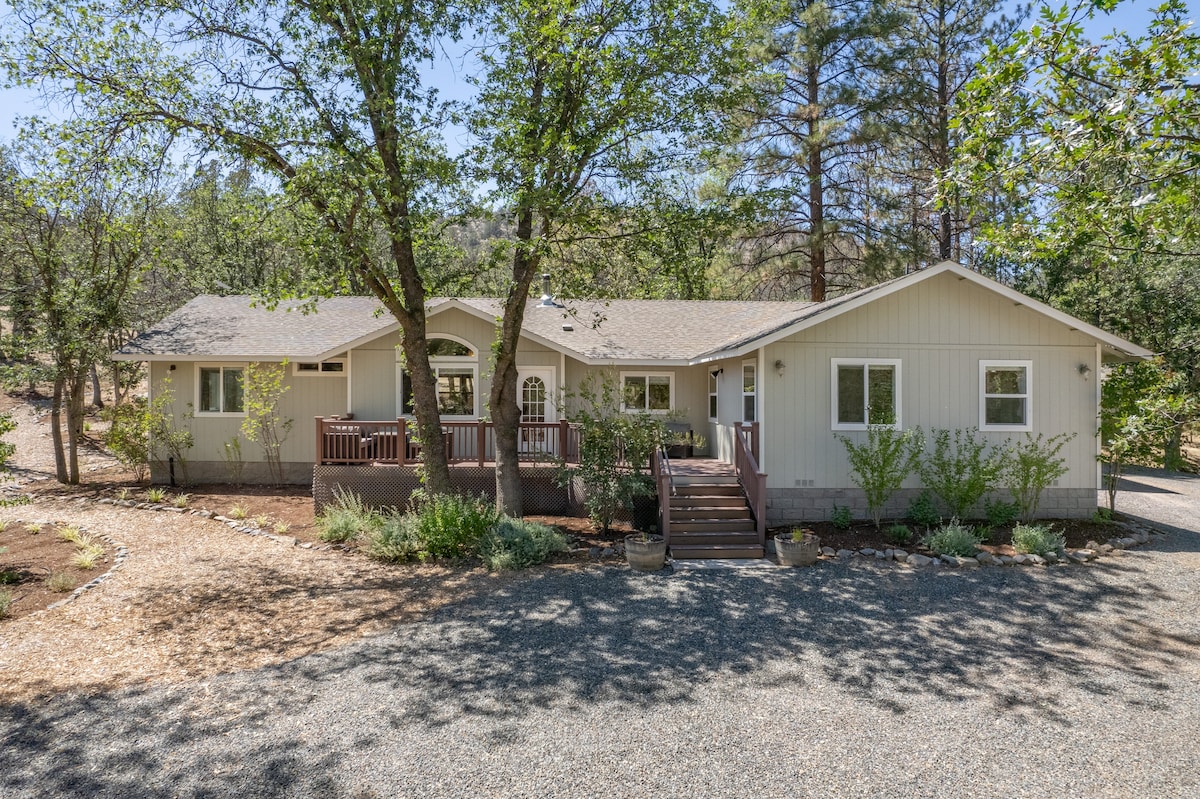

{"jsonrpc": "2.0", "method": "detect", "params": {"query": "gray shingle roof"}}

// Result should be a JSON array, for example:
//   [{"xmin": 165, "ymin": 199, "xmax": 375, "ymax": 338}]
[{"xmin": 115, "ymin": 296, "xmax": 394, "ymax": 359}]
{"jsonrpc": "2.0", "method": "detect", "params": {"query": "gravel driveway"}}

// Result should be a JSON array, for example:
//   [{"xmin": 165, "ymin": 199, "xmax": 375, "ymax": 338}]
[{"xmin": 3, "ymin": 476, "xmax": 1200, "ymax": 798}]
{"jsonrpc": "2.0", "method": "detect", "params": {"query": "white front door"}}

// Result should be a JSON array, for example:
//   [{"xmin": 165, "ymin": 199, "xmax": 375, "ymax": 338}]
[{"xmin": 517, "ymin": 368, "xmax": 556, "ymax": 455}]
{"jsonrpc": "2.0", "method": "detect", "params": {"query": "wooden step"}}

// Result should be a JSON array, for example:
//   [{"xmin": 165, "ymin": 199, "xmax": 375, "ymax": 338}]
[
  {"xmin": 673, "ymin": 483, "xmax": 742, "ymax": 497},
  {"xmin": 670, "ymin": 507, "xmax": 751, "ymax": 521},
  {"xmin": 670, "ymin": 519, "xmax": 756, "ymax": 534},
  {"xmin": 670, "ymin": 530, "xmax": 761, "ymax": 546},
  {"xmin": 670, "ymin": 495, "xmax": 745, "ymax": 508},
  {"xmin": 670, "ymin": 544, "xmax": 765, "ymax": 559}
]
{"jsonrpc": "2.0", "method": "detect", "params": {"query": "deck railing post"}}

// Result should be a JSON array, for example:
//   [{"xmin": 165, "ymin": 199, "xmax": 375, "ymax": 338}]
[
  {"xmin": 750, "ymin": 421, "xmax": 760, "ymax": 463},
  {"xmin": 477, "ymin": 419, "xmax": 487, "ymax": 468},
  {"xmin": 399, "ymin": 417, "xmax": 408, "ymax": 464},
  {"xmin": 315, "ymin": 416, "xmax": 325, "ymax": 465},
  {"xmin": 558, "ymin": 419, "xmax": 569, "ymax": 461}
]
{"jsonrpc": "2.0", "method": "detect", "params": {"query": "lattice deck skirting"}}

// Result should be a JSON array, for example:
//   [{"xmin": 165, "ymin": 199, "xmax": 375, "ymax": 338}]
[{"xmin": 313, "ymin": 464, "xmax": 580, "ymax": 515}]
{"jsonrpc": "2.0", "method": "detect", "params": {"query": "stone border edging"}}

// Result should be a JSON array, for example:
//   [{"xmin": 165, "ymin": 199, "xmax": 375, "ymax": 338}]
[
  {"xmin": 2, "ymin": 515, "xmax": 131, "ymax": 612},
  {"xmin": 804, "ymin": 519, "xmax": 1162, "ymax": 569}
]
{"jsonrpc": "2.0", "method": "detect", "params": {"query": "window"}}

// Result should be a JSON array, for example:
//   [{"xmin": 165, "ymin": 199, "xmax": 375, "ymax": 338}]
[
  {"xmin": 621, "ymin": 373, "xmax": 673, "ymax": 413},
  {"xmin": 294, "ymin": 359, "xmax": 345, "ymax": 376},
  {"xmin": 980, "ymin": 360, "xmax": 1031, "ymax": 431},
  {"xmin": 742, "ymin": 362, "xmax": 756, "ymax": 423},
  {"xmin": 831, "ymin": 359, "xmax": 901, "ymax": 430},
  {"xmin": 400, "ymin": 366, "xmax": 477, "ymax": 417},
  {"xmin": 197, "ymin": 365, "xmax": 244, "ymax": 414},
  {"xmin": 708, "ymin": 370, "xmax": 719, "ymax": 421}
]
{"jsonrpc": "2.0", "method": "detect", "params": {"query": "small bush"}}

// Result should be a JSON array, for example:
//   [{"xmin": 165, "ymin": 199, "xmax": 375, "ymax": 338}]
[
  {"xmin": 0, "ymin": 569, "xmax": 19, "ymax": 585},
  {"xmin": 365, "ymin": 513, "xmax": 424, "ymax": 562},
  {"xmin": 1004, "ymin": 432, "xmax": 1074, "ymax": 522},
  {"xmin": 837, "ymin": 426, "xmax": 923, "ymax": 529},
  {"xmin": 146, "ymin": 487, "xmax": 167, "ymax": 503},
  {"xmin": 481, "ymin": 518, "xmax": 568, "ymax": 571},
  {"xmin": 831, "ymin": 504, "xmax": 852, "ymax": 530},
  {"xmin": 907, "ymin": 491, "xmax": 940, "ymax": 528},
  {"xmin": 173, "ymin": 493, "xmax": 191, "ymax": 509},
  {"xmin": 317, "ymin": 490, "xmax": 381, "ymax": 543},
  {"xmin": 923, "ymin": 518, "xmax": 982, "ymax": 557},
  {"xmin": 229, "ymin": 504, "xmax": 249, "ymax": 520},
  {"xmin": 408, "ymin": 493, "xmax": 500, "ymax": 559},
  {"xmin": 46, "ymin": 572, "xmax": 75, "ymax": 593},
  {"xmin": 73, "ymin": 549, "xmax": 101, "ymax": 570},
  {"xmin": 983, "ymin": 497, "xmax": 1020, "ymax": 528},
  {"xmin": 24, "ymin": 523, "xmax": 42, "ymax": 534},
  {"xmin": 57, "ymin": 525, "xmax": 83, "ymax": 544},
  {"xmin": 918, "ymin": 427, "xmax": 1005, "ymax": 518},
  {"xmin": 1010, "ymin": 524, "xmax": 1065, "ymax": 556},
  {"xmin": 273, "ymin": 521, "xmax": 291, "ymax": 534},
  {"xmin": 1092, "ymin": 507, "xmax": 1114, "ymax": 524},
  {"xmin": 115, "ymin": 488, "xmax": 131, "ymax": 501},
  {"xmin": 0, "ymin": 588, "xmax": 12, "ymax": 619},
  {"xmin": 887, "ymin": 523, "xmax": 912, "ymax": 545}
]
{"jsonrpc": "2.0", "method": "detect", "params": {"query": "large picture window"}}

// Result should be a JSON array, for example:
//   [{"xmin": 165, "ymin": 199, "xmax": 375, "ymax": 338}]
[
  {"xmin": 980, "ymin": 360, "xmax": 1031, "ymax": 431},
  {"xmin": 621, "ymin": 372, "xmax": 673, "ymax": 413},
  {"xmin": 831, "ymin": 359, "xmax": 901, "ymax": 430},
  {"xmin": 197, "ymin": 365, "xmax": 244, "ymax": 415},
  {"xmin": 400, "ymin": 367, "xmax": 477, "ymax": 417}
]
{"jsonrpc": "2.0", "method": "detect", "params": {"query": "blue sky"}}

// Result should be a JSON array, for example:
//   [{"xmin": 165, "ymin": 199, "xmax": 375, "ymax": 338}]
[{"xmin": 0, "ymin": 0, "xmax": 1195, "ymax": 147}]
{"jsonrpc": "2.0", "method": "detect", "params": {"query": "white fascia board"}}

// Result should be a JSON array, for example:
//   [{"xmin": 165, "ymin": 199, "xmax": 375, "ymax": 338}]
[
  {"xmin": 111, "ymin": 352, "xmax": 301, "ymax": 362},
  {"xmin": 313, "ymin": 321, "xmax": 401, "ymax": 361},
  {"xmin": 693, "ymin": 261, "xmax": 1153, "ymax": 363}
]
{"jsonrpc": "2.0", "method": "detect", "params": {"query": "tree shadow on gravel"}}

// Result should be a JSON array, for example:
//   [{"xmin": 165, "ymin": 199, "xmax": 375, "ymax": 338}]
[{"xmin": 3, "ymin": 544, "xmax": 1198, "ymax": 798}]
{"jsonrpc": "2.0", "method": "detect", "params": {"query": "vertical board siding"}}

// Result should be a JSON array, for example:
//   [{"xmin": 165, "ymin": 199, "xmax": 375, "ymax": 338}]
[{"xmin": 762, "ymin": 271, "xmax": 1100, "ymax": 493}]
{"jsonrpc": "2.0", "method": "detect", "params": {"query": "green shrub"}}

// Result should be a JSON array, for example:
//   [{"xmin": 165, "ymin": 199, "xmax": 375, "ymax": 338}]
[
  {"xmin": 923, "ymin": 518, "xmax": 982, "ymax": 557},
  {"xmin": 984, "ymin": 497, "xmax": 1020, "ymax": 528},
  {"xmin": 0, "ymin": 588, "xmax": 12, "ymax": 619},
  {"xmin": 1004, "ymin": 433, "xmax": 1074, "ymax": 522},
  {"xmin": 907, "ymin": 491, "xmax": 940, "ymax": 528},
  {"xmin": 481, "ymin": 518, "xmax": 569, "ymax": 570},
  {"xmin": 0, "ymin": 412, "xmax": 16, "ymax": 471},
  {"xmin": 887, "ymin": 523, "xmax": 912, "ymax": 545},
  {"xmin": 46, "ymin": 572, "xmax": 75, "ymax": 593},
  {"xmin": 101, "ymin": 400, "xmax": 150, "ymax": 482},
  {"xmin": 365, "ymin": 513, "xmax": 424, "ymax": 562},
  {"xmin": 146, "ymin": 487, "xmax": 167, "ymax": 503},
  {"xmin": 918, "ymin": 427, "xmax": 1006, "ymax": 518},
  {"xmin": 407, "ymin": 492, "xmax": 500, "ymax": 559},
  {"xmin": 316, "ymin": 489, "xmax": 381, "ymax": 543},
  {"xmin": 831, "ymin": 504, "xmax": 852, "ymax": 530},
  {"xmin": 1092, "ymin": 507, "xmax": 1114, "ymax": 524},
  {"xmin": 1010, "ymin": 523, "xmax": 1065, "ymax": 556},
  {"xmin": 836, "ymin": 426, "xmax": 923, "ymax": 529}
]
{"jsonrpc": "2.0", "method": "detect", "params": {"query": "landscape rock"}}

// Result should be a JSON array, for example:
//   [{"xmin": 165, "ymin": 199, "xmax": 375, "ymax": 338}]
[
  {"xmin": 1026, "ymin": 553, "xmax": 1046, "ymax": 566},
  {"xmin": 861, "ymin": 548, "xmax": 876, "ymax": 556},
  {"xmin": 907, "ymin": 553, "xmax": 933, "ymax": 566},
  {"xmin": 875, "ymin": 550, "xmax": 889, "ymax": 559},
  {"xmin": 999, "ymin": 555, "xmax": 1015, "ymax": 566},
  {"xmin": 958, "ymin": 556, "xmax": 980, "ymax": 568},
  {"xmin": 836, "ymin": 549, "xmax": 854, "ymax": 560},
  {"xmin": 892, "ymin": 549, "xmax": 909, "ymax": 562},
  {"xmin": 821, "ymin": 546, "xmax": 836, "ymax": 557}
]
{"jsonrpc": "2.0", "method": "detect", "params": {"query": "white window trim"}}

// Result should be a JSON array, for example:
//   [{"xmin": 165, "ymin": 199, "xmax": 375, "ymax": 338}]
[
  {"xmin": 194, "ymin": 363, "xmax": 247, "ymax": 417},
  {"xmin": 425, "ymin": 334, "xmax": 478, "ymax": 362},
  {"xmin": 293, "ymin": 358, "xmax": 347, "ymax": 377},
  {"xmin": 742, "ymin": 360, "xmax": 757, "ymax": 424},
  {"xmin": 619, "ymin": 371, "xmax": 675, "ymax": 414},
  {"xmin": 980, "ymin": 359, "xmax": 1032, "ymax": 432},
  {"xmin": 708, "ymin": 370, "xmax": 719, "ymax": 422},
  {"xmin": 830, "ymin": 358, "xmax": 903, "ymax": 431}
]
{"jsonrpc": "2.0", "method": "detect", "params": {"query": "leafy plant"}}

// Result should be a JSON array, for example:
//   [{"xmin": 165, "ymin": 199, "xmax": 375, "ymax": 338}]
[
  {"xmin": 57, "ymin": 525, "xmax": 83, "ymax": 543},
  {"xmin": 228, "ymin": 504, "xmax": 249, "ymax": 520},
  {"xmin": 406, "ymin": 492, "xmax": 500, "ymax": 559},
  {"xmin": 918, "ymin": 427, "xmax": 1006, "ymax": 518},
  {"xmin": 907, "ymin": 491, "xmax": 940, "ymax": 529},
  {"xmin": 316, "ymin": 490, "xmax": 381, "ymax": 543},
  {"xmin": 365, "ymin": 514, "xmax": 423, "ymax": 562},
  {"xmin": 46, "ymin": 572, "xmax": 74, "ymax": 593},
  {"xmin": 144, "ymin": 377, "xmax": 195, "ymax": 484},
  {"xmin": 837, "ymin": 426, "xmax": 923, "ymax": 529},
  {"xmin": 559, "ymin": 372, "xmax": 665, "ymax": 533},
  {"xmin": 241, "ymin": 361, "xmax": 294, "ymax": 485},
  {"xmin": 0, "ymin": 412, "xmax": 16, "ymax": 471},
  {"xmin": 115, "ymin": 487, "xmax": 131, "ymax": 501},
  {"xmin": 253, "ymin": 515, "xmax": 270, "ymax": 528},
  {"xmin": 1010, "ymin": 523, "xmax": 1065, "ymax": 557},
  {"xmin": 72, "ymin": 548, "xmax": 102, "ymax": 570},
  {"xmin": 222, "ymin": 436, "xmax": 245, "ymax": 485},
  {"xmin": 830, "ymin": 504, "xmax": 852, "ymax": 530},
  {"xmin": 0, "ymin": 569, "xmax": 20, "ymax": 585},
  {"xmin": 788, "ymin": 527, "xmax": 816, "ymax": 542},
  {"xmin": 173, "ymin": 493, "xmax": 191, "ymax": 509},
  {"xmin": 480, "ymin": 518, "xmax": 569, "ymax": 570},
  {"xmin": 0, "ymin": 588, "xmax": 12, "ymax": 619},
  {"xmin": 146, "ymin": 487, "xmax": 167, "ymax": 503},
  {"xmin": 983, "ymin": 497, "xmax": 1020, "ymax": 528},
  {"xmin": 1092, "ymin": 507, "xmax": 1114, "ymax": 524},
  {"xmin": 101, "ymin": 400, "xmax": 151, "ymax": 482},
  {"xmin": 887, "ymin": 523, "xmax": 912, "ymax": 545},
  {"xmin": 1004, "ymin": 433, "xmax": 1074, "ymax": 522},
  {"xmin": 24, "ymin": 523, "xmax": 41, "ymax": 534},
  {"xmin": 273, "ymin": 521, "xmax": 291, "ymax": 534},
  {"xmin": 922, "ymin": 518, "xmax": 982, "ymax": 557}
]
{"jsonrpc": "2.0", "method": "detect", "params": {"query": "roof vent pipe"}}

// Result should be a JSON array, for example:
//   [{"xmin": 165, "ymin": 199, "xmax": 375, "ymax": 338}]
[{"xmin": 537, "ymin": 273, "xmax": 557, "ymax": 307}]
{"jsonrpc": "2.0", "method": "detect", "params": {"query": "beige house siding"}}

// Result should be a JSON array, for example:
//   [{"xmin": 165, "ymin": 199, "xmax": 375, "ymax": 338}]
[{"xmin": 759, "ymin": 271, "xmax": 1101, "ymax": 520}]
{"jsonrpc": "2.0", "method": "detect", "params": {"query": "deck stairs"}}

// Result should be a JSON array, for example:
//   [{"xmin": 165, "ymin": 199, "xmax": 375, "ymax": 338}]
[{"xmin": 666, "ymin": 468, "xmax": 764, "ymax": 560}]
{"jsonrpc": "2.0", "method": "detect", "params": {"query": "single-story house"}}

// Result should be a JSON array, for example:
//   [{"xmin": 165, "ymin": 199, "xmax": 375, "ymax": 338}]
[{"xmin": 115, "ymin": 261, "xmax": 1150, "ymax": 557}]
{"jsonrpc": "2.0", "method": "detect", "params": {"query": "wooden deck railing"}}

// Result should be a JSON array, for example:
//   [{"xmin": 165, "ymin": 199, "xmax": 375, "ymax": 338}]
[
  {"xmin": 734, "ymin": 421, "xmax": 767, "ymax": 549},
  {"xmin": 653, "ymin": 447, "xmax": 675, "ymax": 545},
  {"xmin": 316, "ymin": 417, "xmax": 582, "ymax": 466}
]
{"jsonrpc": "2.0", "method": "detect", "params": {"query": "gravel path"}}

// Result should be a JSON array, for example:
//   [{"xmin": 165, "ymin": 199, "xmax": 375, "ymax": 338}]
[{"xmin": 3, "ymin": 481, "xmax": 1199, "ymax": 799}]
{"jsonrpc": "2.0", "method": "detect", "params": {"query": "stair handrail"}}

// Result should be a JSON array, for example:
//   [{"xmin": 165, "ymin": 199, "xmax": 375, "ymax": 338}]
[
  {"xmin": 734, "ymin": 422, "xmax": 767, "ymax": 549},
  {"xmin": 653, "ymin": 446, "xmax": 675, "ymax": 546}
]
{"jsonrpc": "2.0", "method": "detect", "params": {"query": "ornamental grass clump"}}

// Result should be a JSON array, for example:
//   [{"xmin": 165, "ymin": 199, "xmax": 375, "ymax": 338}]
[
  {"xmin": 316, "ymin": 489, "xmax": 381, "ymax": 543},
  {"xmin": 923, "ymin": 518, "xmax": 983, "ymax": 557},
  {"xmin": 1010, "ymin": 523, "xmax": 1066, "ymax": 557},
  {"xmin": 481, "ymin": 518, "xmax": 568, "ymax": 571}
]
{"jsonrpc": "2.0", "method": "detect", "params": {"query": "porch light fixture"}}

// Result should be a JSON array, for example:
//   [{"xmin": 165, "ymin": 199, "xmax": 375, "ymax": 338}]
[
  {"xmin": 774, "ymin": 359, "xmax": 786, "ymax": 376},
  {"xmin": 1078, "ymin": 363, "xmax": 1092, "ymax": 379}
]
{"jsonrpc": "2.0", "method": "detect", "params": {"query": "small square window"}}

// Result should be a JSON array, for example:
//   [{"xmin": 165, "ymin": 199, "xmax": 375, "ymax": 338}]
[
  {"xmin": 981, "ymin": 361, "xmax": 1031, "ymax": 430},
  {"xmin": 831, "ymin": 359, "xmax": 900, "ymax": 430},
  {"xmin": 621, "ymin": 373, "xmax": 673, "ymax": 413},
  {"xmin": 198, "ymin": 366, "xmax": 244, "ymax": 414}
]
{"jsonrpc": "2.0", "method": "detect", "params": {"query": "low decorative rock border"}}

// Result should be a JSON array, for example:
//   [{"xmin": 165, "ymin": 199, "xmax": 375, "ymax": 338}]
[
  {"xmin": 2, "ymin": 516, "xmax": 131, "ymax": 611},
  {"xmin": 809, "ymin": 519, "xmax": 1163, "ymax": 569},
  {"xmin": 90, "ymin": 496, "xmax": 328, "ymax": 549}
]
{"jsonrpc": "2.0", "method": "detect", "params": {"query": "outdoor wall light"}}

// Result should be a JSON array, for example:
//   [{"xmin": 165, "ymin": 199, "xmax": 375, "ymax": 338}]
[
  {"xmin": 774, "ymin": 359, "xmax": 786, "ymax": 376},
  {"xmin": 1078, "ymin": 363, "xmax": 1092, "ymax": 379}
]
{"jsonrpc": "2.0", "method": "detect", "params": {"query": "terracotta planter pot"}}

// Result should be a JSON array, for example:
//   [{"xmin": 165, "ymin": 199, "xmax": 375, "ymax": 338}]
[
  {"xmin": 625, "ymin": 533, "xmax": 667, "ymax": 572},
  {"xmin": 776, "ymin": 532, "xmax": 821, "ymax": 567}
]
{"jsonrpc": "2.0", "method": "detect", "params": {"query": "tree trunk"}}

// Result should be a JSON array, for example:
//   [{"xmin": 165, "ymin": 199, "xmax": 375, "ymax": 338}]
[
  {"xmin": 50, "ymin": 375, "xmax": 68, "ymax": 483},
  {"xmin": 935, "ymin": 0, "xmax": 953, "ymax": 261},
  {"xmin": 90, "ymin": 363, "xmax": 104, "ymax": 408},
  {"xmin": 806, "ymin": 61, "xmax": 826, "ymax": 302},
  {"xmin": 1164, "ymin": 427, "xmax": 1184, "ymax": 472},
  {"xmin": 66, "ymin": 369, "xmax": 85, "ymax": 484},
  {"xmin": 397, "ymin": 322, "xmax": 454, "ymax": 496}
]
